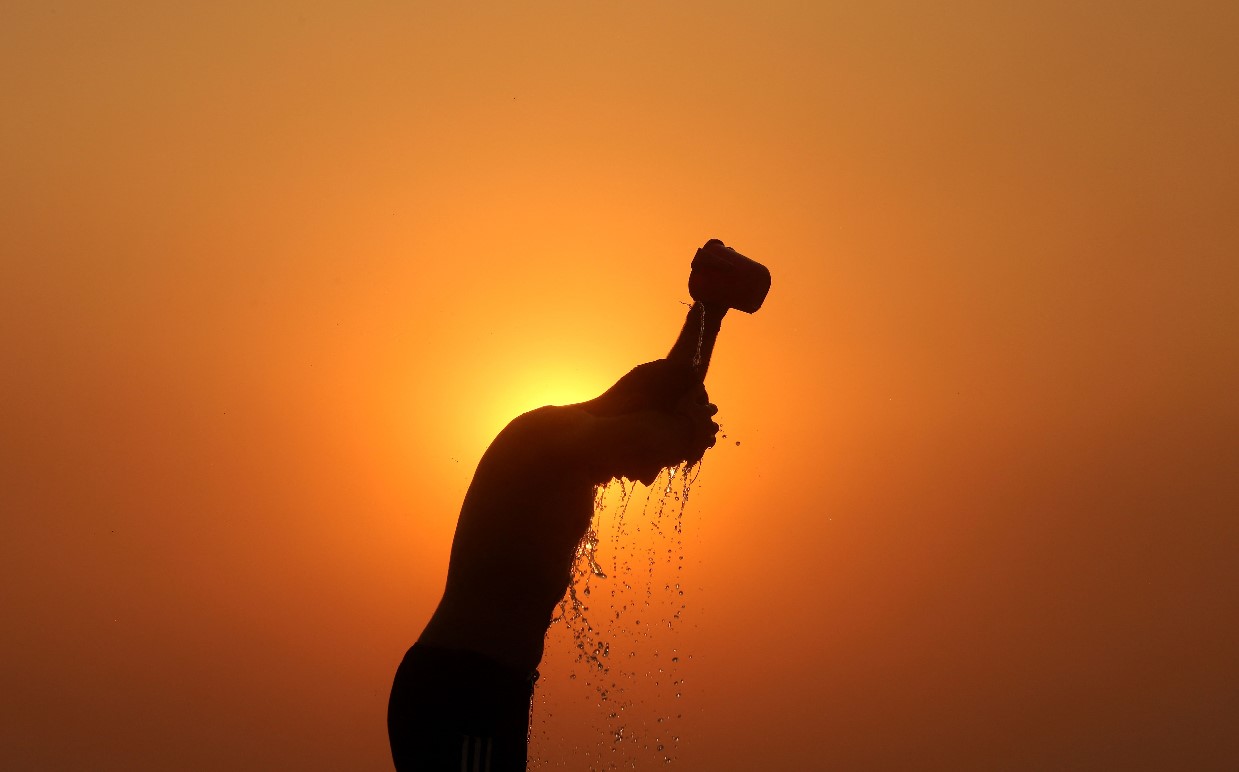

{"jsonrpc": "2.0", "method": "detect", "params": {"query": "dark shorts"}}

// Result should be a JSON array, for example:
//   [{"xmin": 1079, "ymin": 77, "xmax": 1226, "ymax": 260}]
[{"xmin": 387, "ymin": 643, "xmax": 539, "ymax": 772}]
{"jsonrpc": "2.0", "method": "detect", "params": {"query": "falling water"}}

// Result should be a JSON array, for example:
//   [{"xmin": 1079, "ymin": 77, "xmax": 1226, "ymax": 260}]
[
  {"xmin": 533, "ymin": 462, "xmax": 701, "ymax": 769},
  {"xmin": 690, "ymin": 301, "xmax": 706, "ymax": 373},
  {"xmin": 531, "ymin": 299, "xmax": 712, "ymax": 768}
]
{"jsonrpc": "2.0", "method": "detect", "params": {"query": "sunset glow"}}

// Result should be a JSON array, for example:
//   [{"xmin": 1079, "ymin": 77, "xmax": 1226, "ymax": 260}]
[{"xmin": 4, "ymin": 2, "xmax": 1237, "ymax": 770}]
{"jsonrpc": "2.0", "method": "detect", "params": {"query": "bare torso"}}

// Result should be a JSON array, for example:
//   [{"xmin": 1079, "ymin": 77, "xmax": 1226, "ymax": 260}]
[
  {"xmin": 417, "ymin": 406, "xmax": 600, "ymax": 673},
  {"xmin": 416, "ymin": 363, "xmax": 717, "ymax": 674}
]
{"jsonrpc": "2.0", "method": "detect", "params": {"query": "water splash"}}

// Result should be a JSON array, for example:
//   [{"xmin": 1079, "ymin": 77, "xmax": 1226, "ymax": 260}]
[
  {"xmin": 690, "ymin": 301, "xmax": 706, "ymax": 372},
  {"xmin": 532, "ymin": 462, "xmax": 701, "ymax": 769}
]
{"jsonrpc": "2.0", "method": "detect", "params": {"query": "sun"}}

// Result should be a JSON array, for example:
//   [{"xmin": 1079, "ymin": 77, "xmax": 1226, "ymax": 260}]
[
  {"xmin": 471, "ymin": 361, "xmax": 609, "ymax": 447},
  {"xmin": 503, "ymin": 364, "xmax": 604, "ymax": 414}
]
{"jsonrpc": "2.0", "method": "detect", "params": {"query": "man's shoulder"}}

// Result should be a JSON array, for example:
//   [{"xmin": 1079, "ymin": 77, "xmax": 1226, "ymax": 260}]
[
  {"xmin": 472, "ymin": 405, "xmax": 599, "ymax": 485},
  {"xmin": 490, "ymin": 404, "xmax": 594, "ymax": 456}
]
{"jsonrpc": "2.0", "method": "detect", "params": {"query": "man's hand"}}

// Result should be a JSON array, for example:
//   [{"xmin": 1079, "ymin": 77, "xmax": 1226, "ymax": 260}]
[
  {"xmin": 523, "ymin": 360, "xmax": 717, "ymax": 486},
  {"xmin": 599, "ymin": 382, "xmax": 719, "ymax": 486},
  {"xmin": 675, "ymin": 384, "xmax": 720, "ymax": 466}
]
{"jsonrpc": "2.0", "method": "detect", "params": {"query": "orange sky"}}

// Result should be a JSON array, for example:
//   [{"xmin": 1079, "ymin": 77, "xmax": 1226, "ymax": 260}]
[{"xmin": 3, "ymin": 2, "xmax": 1237, "ymax": 769}]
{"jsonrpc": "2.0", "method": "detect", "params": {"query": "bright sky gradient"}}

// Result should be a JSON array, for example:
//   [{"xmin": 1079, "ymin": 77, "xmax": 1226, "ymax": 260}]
[{"xmin": 3, "ymin": 2, "xmax": 1237, "ymax": 769}]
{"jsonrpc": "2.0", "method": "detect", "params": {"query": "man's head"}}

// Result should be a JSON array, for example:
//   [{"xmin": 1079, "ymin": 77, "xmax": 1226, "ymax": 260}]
[{"xmin": 583, "ymin": 359, "xmax": 698, "ymax": 418}]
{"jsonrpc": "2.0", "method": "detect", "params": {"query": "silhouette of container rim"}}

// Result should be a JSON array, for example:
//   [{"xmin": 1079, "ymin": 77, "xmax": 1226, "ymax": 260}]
[{"xmin": 688, "ymin": 239, "xmax": 771, "ymax": 314}]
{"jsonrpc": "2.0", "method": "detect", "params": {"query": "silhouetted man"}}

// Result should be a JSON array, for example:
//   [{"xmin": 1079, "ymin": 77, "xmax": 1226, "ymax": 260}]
[{"xmin": 388, "ymin": 358, "xmax": 719, "ymax": 771}]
